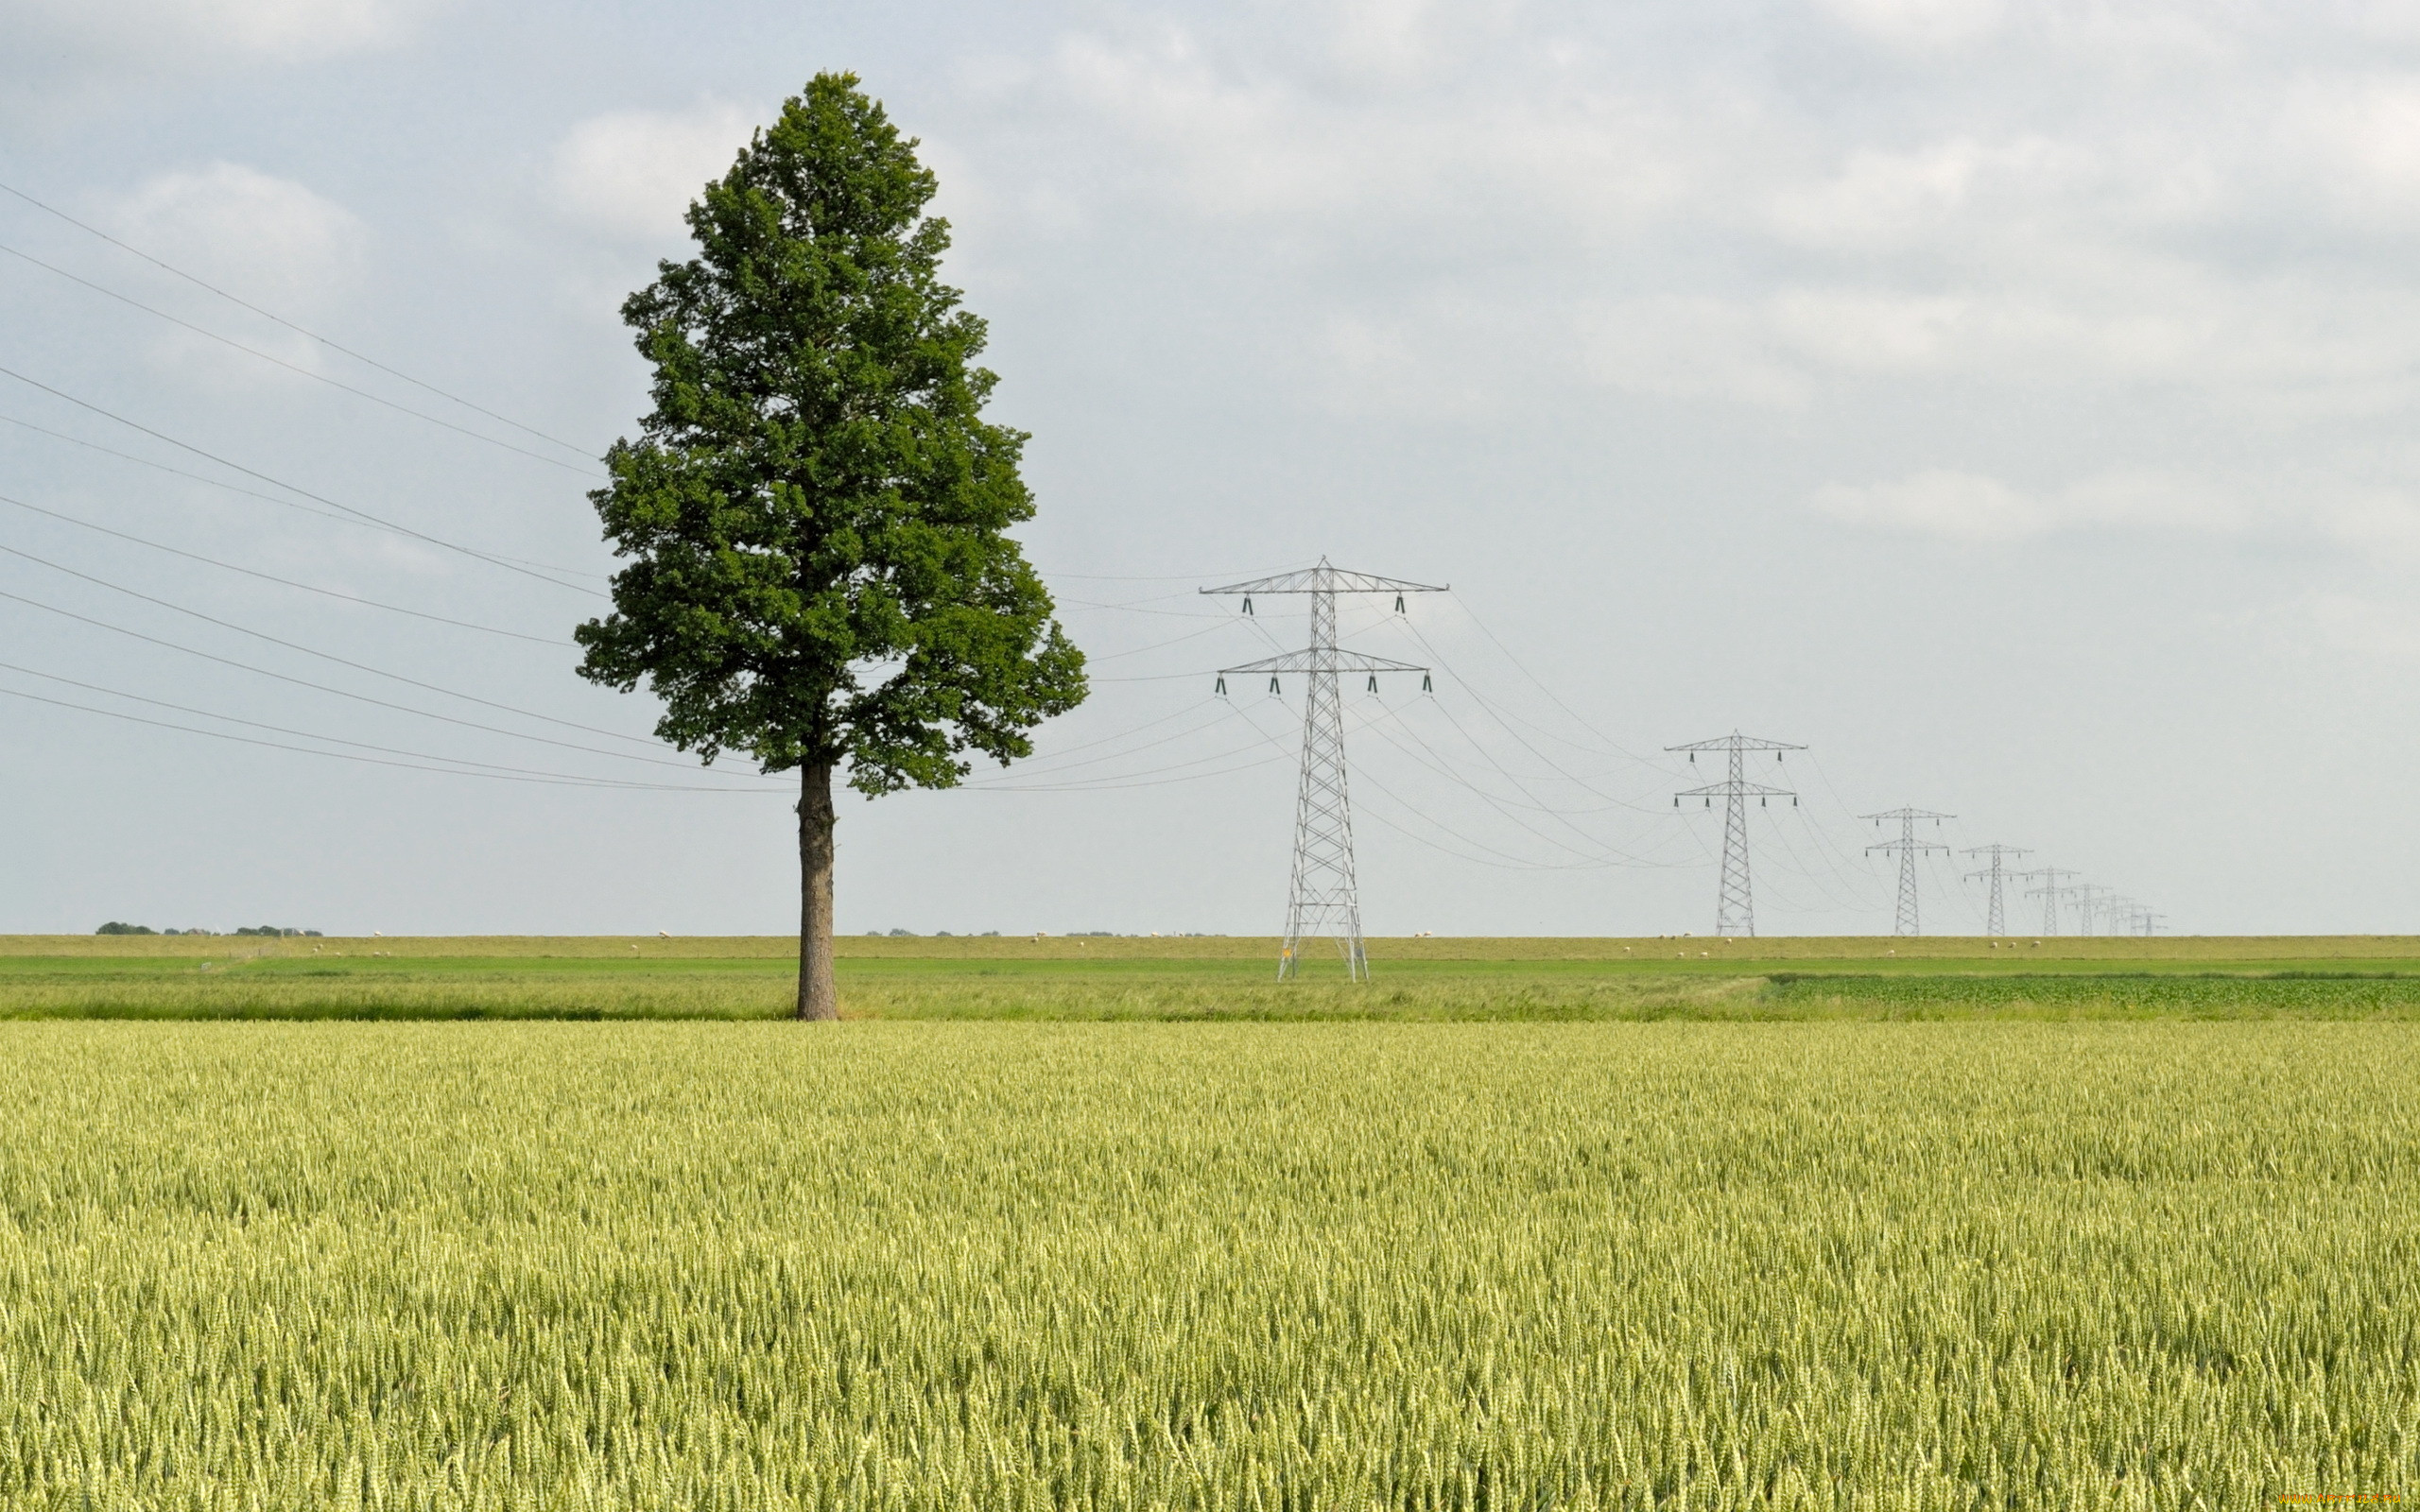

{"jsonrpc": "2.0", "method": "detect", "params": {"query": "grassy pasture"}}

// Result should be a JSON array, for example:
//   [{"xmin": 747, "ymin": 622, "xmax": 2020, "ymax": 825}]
[
  {"xmin": 0, "ymin": 1021, "xmax": 2410, "ymax": 1506},
  {"xmin": 5, "ymin": 934, "xmax": 2420, "ymax": 1019}
]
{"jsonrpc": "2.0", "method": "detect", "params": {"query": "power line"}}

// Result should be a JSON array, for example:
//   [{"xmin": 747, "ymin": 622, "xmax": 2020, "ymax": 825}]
[
  {"xmin": 1447, "ymin": 600, "xmax": 1667, "ymax": 767},
  {"xmin": 0, "ymin": 409, "xmax": 606, "ymax": 579},
  {"xmin": 1361, "ymin": 693, "xmax": 1691, "ymax": 868},
  {"xmin": 1754, "ymin": 805, "xmax": 1883, "ymax": 917},
  {"xmin": 956, "ymin": 703, "xmax": 1238, "ymax": 784},
  {"xmin": 0, "ymin": 658, "xmax": 759, "ymax": 790},
  {"xmin": 0, "ymin": 679, "xmax": 766, "ymax": 792},
  {"xmin": 1962, "ymin": 843, "xmax": 2031, "ymax": 936},
  {"xmin": 1923, "ymin": 842, "xmax": 1990, "ymax": 933},
  {"xmin": 0, "ymin": 491, "xmax": 565, "ymax": 644},
  {"xmin": 1668, "ymin": 731, "xmax": 1804, "ymax": 936},
  {"xmin": 1861, "ymin": 807, "xmax": 1954, "ymax": 936},
  {"xmin": 0, "ymin": 539, "xmax": 666, "ymax": 748},
  {"xmin": 1235, "ymin": 697, "xmax": 1628, "ymax": 874},
  {"xmin": 1086, "ymin": 618, "xmax": 1248, "ymax": 662},
  {"xmin": 2068, "ymin": 883, "xmax": 2115, "ymax": 936},
  {"xmin": 1355, "ymin": 706, "xmax": 1674, "ymax": 869},
  {"xmin": 1396, "ymin": 618, "xmax": 1681, "ymax": 819},
  {"xmin": 0, "ymin": 239, "xmax": 602, "ymax": 477},
  {"xmin": 2014, "ymin": 867, "xmax": 2080, "ymax": 936},
  {"xmin": 1205, "ymin": 558, "xmax": 1444, "ymax": 980},
  {"xmin": 0, "ymin": 583, "xmax": 767, "ymax": 777},
  {"xmin": 1055, "ymin": 593, "xmax": 1234, "ymax": 620},
  {"xmin": 953, "ymin": 744, "xmax": 1292, "ymax": 791},
  {"xmin": 0, "ymin": 364, "xmax": 601, "ymax": 595},
  {"xmin": 961, "ymin": 700, "xmax": 1219, "ymax": 774},
  {"xmin": 0, "ymin": 176, "xmax": 596, "ymax": 459}
]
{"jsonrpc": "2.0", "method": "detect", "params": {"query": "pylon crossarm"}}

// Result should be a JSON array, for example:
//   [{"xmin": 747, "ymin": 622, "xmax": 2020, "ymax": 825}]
[
  {"xmin": 1667, "ymin": 735, "xmax": 1805, "ymax": 753},
  {"xmin": 1677, "ymin": 782, "xmax": 1794, "ymax": 799},
  {"xmin": 1201, "ymin": 562, "xmax": 1448, "ymax": 596},
  {"xmin": 1219, "ymin": 650, "xmax": 1428, "ymax": 676}
]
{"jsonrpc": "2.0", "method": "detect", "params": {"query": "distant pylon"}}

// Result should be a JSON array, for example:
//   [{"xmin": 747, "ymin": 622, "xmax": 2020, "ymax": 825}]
[
  {"xmin": 1668, "ymin": 732, "xmax": 1803, "ymax": 936},
  {"xmin": 1202, "ymin": 558, "xmax": 1445, "ymax": 981},
  {"xmin": 1863, "ymin": 807, "xmax": 1954, "ymax": 936},
  {"xmin": 2068, "ymin": 884, "xmax": 2113, "ymax": 936},
  {"xmin": 2014, "ymin": 867, "xmax": 2079, "ymax": 936},
  {"xmin": 1963, "ymin": 844, "xmax": 2031, "ymax": 936}
]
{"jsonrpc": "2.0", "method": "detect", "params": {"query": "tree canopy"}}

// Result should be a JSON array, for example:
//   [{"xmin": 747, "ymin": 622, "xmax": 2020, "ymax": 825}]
[{"xmin": 576, "ymin": 74, "xmax": 1085, "ymax": 1016}]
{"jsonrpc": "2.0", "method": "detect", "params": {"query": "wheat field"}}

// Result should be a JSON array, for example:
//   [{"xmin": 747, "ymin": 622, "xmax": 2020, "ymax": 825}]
[{"xmin": 0, "ymin": 1020, "xmax": 2410, "ymax": 1507}]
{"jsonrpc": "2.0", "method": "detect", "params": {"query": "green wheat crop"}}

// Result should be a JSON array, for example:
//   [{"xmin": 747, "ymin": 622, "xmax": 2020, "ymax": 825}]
[{"xmin": 0, "ymin": 1022, "xmax": 2411, "ymax": 1507}]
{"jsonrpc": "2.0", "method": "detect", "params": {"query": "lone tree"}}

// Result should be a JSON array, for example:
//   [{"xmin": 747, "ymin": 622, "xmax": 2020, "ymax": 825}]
[{"xmin": 577, "ymin": 74, "xmax": 1086, "ymax": 1020}]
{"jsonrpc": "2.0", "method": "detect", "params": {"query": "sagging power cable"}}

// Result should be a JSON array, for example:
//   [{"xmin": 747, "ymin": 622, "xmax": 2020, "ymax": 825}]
[
  {"xmin": 0, "ymin": 240, "xmax": 602, "ymax": 478},
  {"xmin": 0, "ymin": 541, "xmax": 666, "ymax": 747},
  {"xmin": 0, "ymin": 364, "xmax": 602, "ymax": 595},
  {"xmin": 0, "ymin": 410, "xmax": 605, "ymax": 579},
  {"xmin": 0, "ymin": 177, "xmax": 596, "ymax": 461},
  {"xmin": 0, "ymin": 583, "xmax": 773, "ymax": 778},
  {"xmin": 0, "ymin": 491, "xmax": 566, "ymax": 645},
  {"xmin": 0, "ymin": 659, "xmax": 766, "ymax": 791},
  {"xmin": 0, "ymin": 679, "xmax": 767, "ymax": 792}
]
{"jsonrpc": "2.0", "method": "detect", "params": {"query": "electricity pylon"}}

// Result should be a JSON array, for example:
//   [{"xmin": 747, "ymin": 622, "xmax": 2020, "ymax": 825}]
[
  {"xmin": 1668, "ymin": 732, "xmax": 1803, "ymax": 936},
  {"xmin": 2014, "ymin": 868, "xmax": 2078, "ymax": 936},
  {"xmin": 1963, "ymin": 844, "xmax": 2031, "ymax": 936},
  {"xmin": 1863, "ymin": 807, "xmax": 1954, "ymax": 936},
  {"xmin": 2069, "ymin": 884, "xmax": 2113, "ymax": 936},
  {"xmin": 2106, "ymin": 895, "xmax": 2142, "ymax": 936},
  {"xmin": 1203, "ymin": 558, "xmax": 1445, "ymax": 981}
]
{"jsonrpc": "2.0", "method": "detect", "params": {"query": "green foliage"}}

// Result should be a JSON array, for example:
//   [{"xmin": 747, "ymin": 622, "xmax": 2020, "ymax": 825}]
[
  {"xmin": 93, "ymin": 921, "xmax": 154, "ymax": 936},
  {"xmin": 575, "ymin": 72, "xmax": 1084, "ymax": 791},
  {"xmin": 0, "ymin": 1022, "xmax": 2411, "ymax": 1503}
]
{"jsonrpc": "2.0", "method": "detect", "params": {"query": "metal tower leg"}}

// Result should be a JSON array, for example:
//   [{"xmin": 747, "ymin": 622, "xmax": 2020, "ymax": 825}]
[
  {"xmin": 1278, "ymin": 583, "xmax": 1366, "ymax": 980},
  {"xmin": 1893, "ymin": 825, "xmax": 1920, "ymax": 937},
  {"xmin": 1862, "ymin": 806, "xmax": 1952, "ymax": 936},
  {"xmin": 1717, "ymin": 743, "xmax": 1754, "ymax": 936}
]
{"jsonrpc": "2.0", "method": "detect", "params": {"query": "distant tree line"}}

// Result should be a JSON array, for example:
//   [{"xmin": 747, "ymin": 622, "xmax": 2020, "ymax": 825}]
[
  {"xmin": 864, "ymin": 930, "xmax": 1004, "ymax": 937},
  {"xmin": 95, "ymin": 924, "xmax": 323, "ymax": 937}
]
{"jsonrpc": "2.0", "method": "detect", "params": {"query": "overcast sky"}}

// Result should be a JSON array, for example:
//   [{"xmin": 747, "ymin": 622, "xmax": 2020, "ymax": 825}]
[{"xmin": 0, "ymin": 0, "xmax": 2415, "ymax": 938}]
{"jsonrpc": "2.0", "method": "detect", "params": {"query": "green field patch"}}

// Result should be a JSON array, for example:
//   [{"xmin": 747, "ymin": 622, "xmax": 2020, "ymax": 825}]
[
  {"xmin": 1765, "ymin": 970, "xmax": 2420, "ymax": 1018},
  {"xmin": 11, "ymin": 945, "xmax": 2420, "ymax": 1020}
]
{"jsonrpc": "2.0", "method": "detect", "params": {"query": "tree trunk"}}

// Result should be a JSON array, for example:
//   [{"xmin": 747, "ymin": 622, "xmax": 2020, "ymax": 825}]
[{"xmin": 797, "ymin": 763, "xmax": 838, "ymax": 1021}]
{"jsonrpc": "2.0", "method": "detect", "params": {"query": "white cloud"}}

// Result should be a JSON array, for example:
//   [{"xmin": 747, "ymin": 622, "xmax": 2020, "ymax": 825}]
[
  {"xmin": 920, "ymin": 0, "xmax": 2420, "ymax": 535},
  {"xmin": 109, "ymin": 163, "xmax": 364, "ymax": 310},
  {"xmin": 2279, "ymin": 76, "xmax": 2420, "ymax": 235},
  {"xmin": 90, "ymin": 163, "xmax": 363, "ymax": 381},
  {"xmin": 1041, "ymin": 28, "xmax": 1699, "ymax": 243},
  {"xmin": 1811, "ymin": 0, "xmax": 2006, "ymax": 52},
  {"xmin": 1813, "ymin": 469, "xmax": 2242, "ymax": 541},
  {"xmin": 551, "ymin": 100, "xmax": 762, "ymax": 242},
  {"xmin": 0, "ymin": 0, "xmax": 440, "ymax": 89}
]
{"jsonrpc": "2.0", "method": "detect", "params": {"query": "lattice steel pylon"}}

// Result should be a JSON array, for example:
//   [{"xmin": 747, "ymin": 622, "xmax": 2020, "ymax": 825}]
[
  {"xmin": 1668, "ymin": 732, "xmax": 1804, "ymax": 936},
  {"xmin": 2014, "ymin": 867, "xmax": 2078, "ymax": 936},
  {"xmin": 1962, "ymin": 844, "xmax": 2031, "ymax": 936},
  {"xmin": 2069, "ymin": 885, "xmax": 2115, "ymax": 937},
  {"xmin": 1863, "ymin": 807, "xmax": 1954, "ymax": 936},
  {"xmin": 1202, "ymin": 559, "xmax": 1446, "ymax": 981}
]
